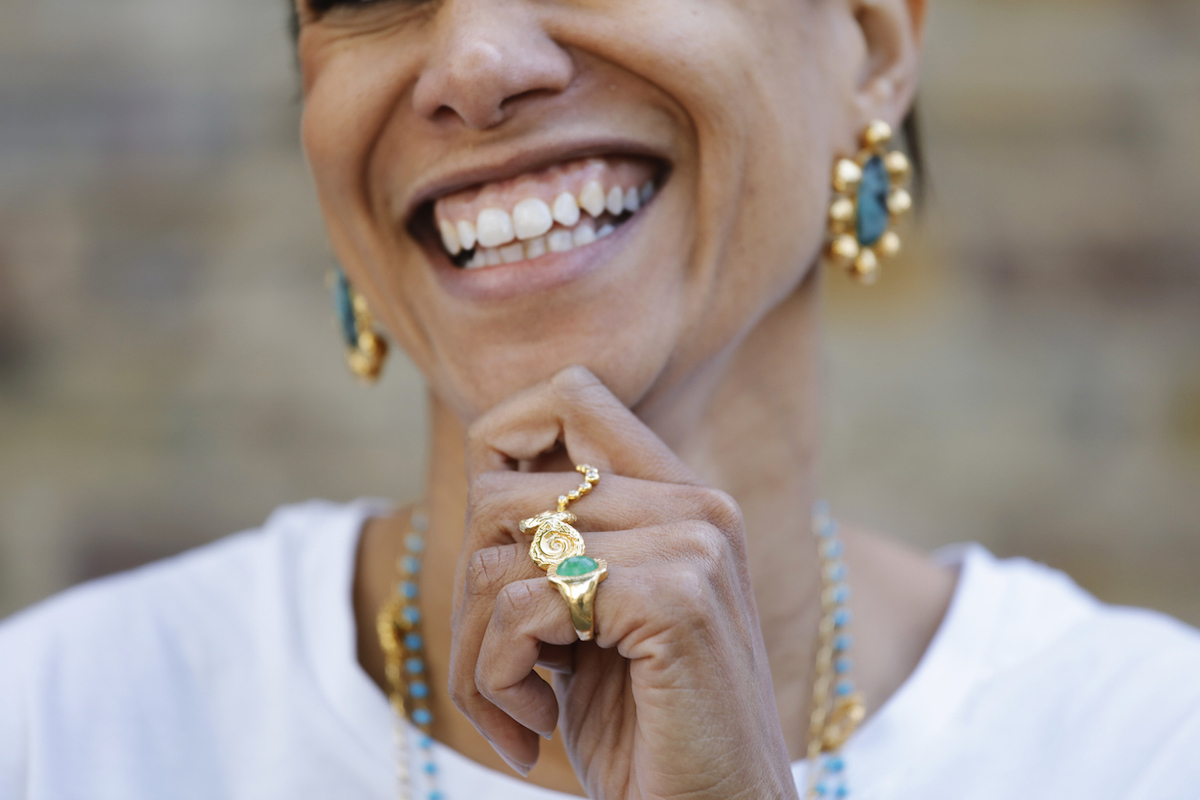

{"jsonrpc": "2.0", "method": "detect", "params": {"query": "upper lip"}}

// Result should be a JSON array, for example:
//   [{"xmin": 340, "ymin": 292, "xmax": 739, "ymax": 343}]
[{"xmin": 399, "ymin": 135, "xmax": 671, "ymax": 227}]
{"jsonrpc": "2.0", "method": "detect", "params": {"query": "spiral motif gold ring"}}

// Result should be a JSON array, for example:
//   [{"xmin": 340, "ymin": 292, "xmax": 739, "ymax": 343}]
[{"xmin": 519, "ymin": 465, "xmax": 599, "ymax": 571}]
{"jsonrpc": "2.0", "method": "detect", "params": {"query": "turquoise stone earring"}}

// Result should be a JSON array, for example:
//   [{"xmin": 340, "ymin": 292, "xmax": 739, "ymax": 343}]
[
  {"xmin": 331, "ymin": 265, "xmax": 388, "ymax": 382},
  {"xmin": 825, "ymin": 120, "xmax": 913, "ymax": 285}
]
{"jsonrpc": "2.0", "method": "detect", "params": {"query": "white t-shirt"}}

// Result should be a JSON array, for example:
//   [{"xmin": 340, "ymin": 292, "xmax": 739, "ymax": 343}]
[{"xmin": 2, "ymin": 499, "xmax": 1199, "ymax": 800}]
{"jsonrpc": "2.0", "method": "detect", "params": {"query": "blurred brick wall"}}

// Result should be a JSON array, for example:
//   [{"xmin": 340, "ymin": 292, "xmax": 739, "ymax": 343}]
[{"xmin": 1, "ymin": 0, "xmax": 1197, "ymax": 624}]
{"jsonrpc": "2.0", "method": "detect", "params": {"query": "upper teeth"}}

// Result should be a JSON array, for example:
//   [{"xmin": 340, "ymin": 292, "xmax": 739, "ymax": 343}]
[{"xmin": 439, "ymin": 179, "xmax": 656, "ymax": 268}]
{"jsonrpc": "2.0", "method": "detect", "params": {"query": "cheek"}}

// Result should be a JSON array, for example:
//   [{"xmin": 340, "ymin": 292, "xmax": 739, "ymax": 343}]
[
  {"xmin": 613, "ymin": 1, "xmax": 834, "ymax": 347},
  {"xmin": 299, "ymin": 38, "xmax": 414, "ymax": 269}
]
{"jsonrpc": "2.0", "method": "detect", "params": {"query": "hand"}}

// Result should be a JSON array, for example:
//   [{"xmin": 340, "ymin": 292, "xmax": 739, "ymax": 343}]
[{"xmin": 449, "ymin": 367, "xmax": 799, "ymax": 800}]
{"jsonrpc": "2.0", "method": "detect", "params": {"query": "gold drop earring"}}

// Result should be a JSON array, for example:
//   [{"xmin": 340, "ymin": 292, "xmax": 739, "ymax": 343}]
[
  {"xmin": 825, "ymin": 120, "xmax": 914, "ymax": 285},
  {"xmin": 332, "ymin": 266, "xmax": 389, "ymax": 382}
]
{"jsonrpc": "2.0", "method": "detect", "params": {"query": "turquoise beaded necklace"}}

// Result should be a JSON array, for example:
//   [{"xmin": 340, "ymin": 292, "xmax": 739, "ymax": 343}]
[{"xmin": 377, "ymin": 503, "xmax": 861, "ymax": 800}]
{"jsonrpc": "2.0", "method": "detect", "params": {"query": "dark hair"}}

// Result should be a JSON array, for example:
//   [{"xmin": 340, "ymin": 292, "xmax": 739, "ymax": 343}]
[{"xmin": 285, "ymin": 5, "xmax": 924, "ymax": 196}]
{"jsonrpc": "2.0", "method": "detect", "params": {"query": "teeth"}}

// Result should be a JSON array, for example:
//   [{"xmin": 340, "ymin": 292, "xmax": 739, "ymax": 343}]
[
  {"xmin": 606, "ymin": 186, "xmax": 624, "ymax": 216},
  {"xmin": 553, "ymin": 192, "xmax": 581, "ymax": 227},
  {"xmin": 445, "ymin": 172, "xmax": 659, "ymax": 265},
  {"xmin": 547, "ymin": 229, "xmax": 574, "ymax": 253},
  {"xmin": 476, "ymin": 208, "xmax": 514, "ymax": 248},
  {"xmin": 456, "ymin": 219, "xmax": 476, "ymax": 251},
  {"xmin": 438, "ymin": 220, "xmax": 461, "ymax": 255},
  {"xmin": 499, "ymin": 242, "xmax": 525, "ymax": 263},
  {"xmin": 579, "ymin": 181, "xmax": 606, "ymax": 217},
  {"xmin": 525, "ymin": 235, "xmax": 546, "ymax": 259},
  {"xmin": 573, "ymin": 221, "xmax": 596, "ymax": 247},
  {"xmin": 623, "ymin": 187, "xmax": 640, "ymax": 213},
  {"xmin": 512, "ymin": 198, "xmax": 553, "ymax": 240}
]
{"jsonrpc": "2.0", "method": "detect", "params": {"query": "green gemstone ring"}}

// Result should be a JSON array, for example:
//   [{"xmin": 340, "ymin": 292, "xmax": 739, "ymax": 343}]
[{"xmin": 547, "ymin": 556, "xmax": 608, "ymax": 642}]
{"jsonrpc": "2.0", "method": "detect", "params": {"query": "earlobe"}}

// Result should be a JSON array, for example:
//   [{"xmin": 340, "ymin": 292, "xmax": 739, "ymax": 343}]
[{"xmin": 849, "ymin": 0, "xmax": 926, "ymax": 128}]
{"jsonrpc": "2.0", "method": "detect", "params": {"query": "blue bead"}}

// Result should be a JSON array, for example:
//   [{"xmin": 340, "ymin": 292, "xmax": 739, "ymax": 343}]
[
  {"xmin": 816, "ymin": 781, "xmax": 830, "ymax": 796},
  {"xmin": 406, "ymin": 657, "xmax": 424, "ymax": 674},
  {"xmin": 402, "ymin": 556, "xmax": 421, "ymax": 575},
  {"xmin": 405, "ymin": 533, "xmax": 425, "ymax": 553},
  {"xmin": 827, "ymin": 563, "xmax": 846, "ymax": 582},
  {"xmin": 832, "ymin": 584, "xmax": 850, "ymax": 604},
  {"xmin": 835, "ymin": 657, "xmax": 853, "ymax": 674},
  {"xmin": 419, "ymin": 735, "xmax": 433, "ymax": 748},
  {"xmin": 402, "ymin": 607, "xmax": 421, "ymax": 625},
  {"xmin": 405, "ymin": 633, "xmax": 423, "ymax": 650},
  {"xmin": 428, "ymin": 791, "xmax": 443, "ymax": 800},
  {"xmin": 333, "ymin": 268, "xmax": 357, "ymax": 348},
  {"xmin": 834, "ymin": 633, "xmax": 853, "ymax": 652},
  {"xmin": 825, "ymin": 755, "xmax": 844, "ymax": 772},
  {"xmin": 856, "ymin": 156, "xmax": 890, "ymax": 246},
  {"xmin": 410, "ymin": 681, "xmax": 429, "ymax": 699},
  {"xmin": 833, "ymin": 608, "xmax": 852, "ymax": 628},
  {"xmin": 412, "ymin": 708, "xmax": 432, "ymax": 725},
  {"xmin": 823, "ymin": 539, "xmax": 844, "ymax": 559},
  {"xmin": 835, "ymin": 680, "xmax": 854, "ymax": 697},
  {"xmin": 423, "ymin": 761, "xmax": 438, "ymax": 775},
  {"xmin": 835, "ymin": 786, "xmax": 849, "ymax": 798},
  {"xmin": 401, "ymin": 581, "xmax": 419, "ymax": 599}
]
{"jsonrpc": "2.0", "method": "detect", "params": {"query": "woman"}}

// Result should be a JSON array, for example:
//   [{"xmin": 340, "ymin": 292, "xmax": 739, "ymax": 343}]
[{"xmin": 2, "ymin": 0, "xmax": 1198, "ymax": 798}]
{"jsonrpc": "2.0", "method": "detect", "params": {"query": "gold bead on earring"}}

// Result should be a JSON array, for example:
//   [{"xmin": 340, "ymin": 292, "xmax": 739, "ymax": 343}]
[
  {"xmin": 332, "ymin": 266, "xmax": 389, "ymax": 383},
  {"xmin": 825, "ymin": 120, "xmax": 914, "ymax": 285}
]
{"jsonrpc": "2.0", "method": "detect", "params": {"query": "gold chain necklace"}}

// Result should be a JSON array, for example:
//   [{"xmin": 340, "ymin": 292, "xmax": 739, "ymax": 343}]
[{"xmin": 377, "ymin": 502, "xmax": 863, "ymax": 800}]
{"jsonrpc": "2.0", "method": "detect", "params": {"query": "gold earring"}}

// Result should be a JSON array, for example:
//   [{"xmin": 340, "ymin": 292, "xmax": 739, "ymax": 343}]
[
  {"xmin": 332, "ymin": 266, "xmax": 389, "ymax": 383},
  {"xmin": 825, "ymin": 120, "xmax": 913, "ymax": 285}
]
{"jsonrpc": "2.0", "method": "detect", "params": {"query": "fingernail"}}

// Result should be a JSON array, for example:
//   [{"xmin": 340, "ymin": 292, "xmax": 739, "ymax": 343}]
[
  {"xmin": 541, "ymin": 731, "xmax": 553, "ymax": 742},
  {"xmin": 499, "ymin": 751, "xmax": 532, "ymax": 776}
]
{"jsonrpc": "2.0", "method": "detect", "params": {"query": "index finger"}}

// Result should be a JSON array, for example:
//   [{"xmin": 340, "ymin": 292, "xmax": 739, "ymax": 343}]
[{"xmin": 465, "ymin": 365, "xmax": 701, "ymax": 486}]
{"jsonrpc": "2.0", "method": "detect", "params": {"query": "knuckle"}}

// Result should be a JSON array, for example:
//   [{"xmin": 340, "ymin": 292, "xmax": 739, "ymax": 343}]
[
  {"xmin": 464, "ymin": 547, "xmax": 511, "ymax": 598},
  {"xmin": 493, "ymin": 579, "xmax": 537, "ymax": 624},
  {"xmin": 466, "ymin": 472, "xmax": 508, "ymax": 511},
  {"xmin": 657, "ymin": 566, "xmax": 714, "ymax": 626},
  {"xmin": 701, "ymin": 488, "xmax": 744, "ymax": 532},
  {"xmin": 682, "ymin": 521, "xmax": 730, "ymax": 568}
]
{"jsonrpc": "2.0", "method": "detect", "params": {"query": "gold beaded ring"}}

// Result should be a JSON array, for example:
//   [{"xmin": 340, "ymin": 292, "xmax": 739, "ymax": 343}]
[
  {"xmin": 825, "ymin": 120, "xmax": 914, "ymax": 285},
  {"xmin": 519, "ymin": 464, "xmax": 600, "ymax": 571}
]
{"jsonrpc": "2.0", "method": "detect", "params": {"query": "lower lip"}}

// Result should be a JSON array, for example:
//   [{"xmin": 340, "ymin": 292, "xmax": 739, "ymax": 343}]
[{"xmin": 429, "ymin": 205, "xmax": 650, "ymax": 304}]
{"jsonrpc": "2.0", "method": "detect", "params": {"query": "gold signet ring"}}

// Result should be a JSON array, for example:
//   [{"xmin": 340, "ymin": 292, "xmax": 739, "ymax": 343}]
[{"xmin": 547, "ymin": 556, "xmax": 608, "ymax": 642}]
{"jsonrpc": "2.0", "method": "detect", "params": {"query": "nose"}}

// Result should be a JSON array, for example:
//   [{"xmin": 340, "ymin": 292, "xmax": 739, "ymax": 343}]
[{"xmin": 412, "ymin": 1, "xmax": 575, "ymax": 130}]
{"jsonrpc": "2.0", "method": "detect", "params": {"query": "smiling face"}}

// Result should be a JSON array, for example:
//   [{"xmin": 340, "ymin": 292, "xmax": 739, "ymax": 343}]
[{"xmin": 297, "ymin": 0, "xmax": 922, "ymax": 421}]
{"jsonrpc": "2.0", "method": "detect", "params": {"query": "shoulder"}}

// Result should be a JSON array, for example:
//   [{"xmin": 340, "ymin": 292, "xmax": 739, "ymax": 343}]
[
  {"xmin": 953, "ymin": 544, "xmax": 1200, "ymax": 680},
  {"xmin": 0, "ymin": 499, "xmax": 387, "ymax": 798},
  {"xmin": 926, "ymin": 545, "xmax": 1200, "ymax": 796},
  {"xmin": 0, "ymin": 499, "xmax": 378, "ymax": 661}
]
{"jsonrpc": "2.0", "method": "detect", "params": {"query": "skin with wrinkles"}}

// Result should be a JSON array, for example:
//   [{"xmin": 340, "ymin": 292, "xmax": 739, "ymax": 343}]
[{"xmin": 296, "ymin": 0, "xmax": 948, "ymax": 798}]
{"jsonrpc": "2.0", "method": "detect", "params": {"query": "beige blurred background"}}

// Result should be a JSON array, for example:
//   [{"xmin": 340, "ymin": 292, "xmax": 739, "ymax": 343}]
[{"xmin": 1, "ymin": 0, "xmax": 1198, "ymax": 624}]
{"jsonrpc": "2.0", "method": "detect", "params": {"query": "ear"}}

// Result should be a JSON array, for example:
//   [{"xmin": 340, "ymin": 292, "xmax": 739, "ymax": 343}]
[{"xmin": 847, "ymin": 0, "xmax": 926, "ymax": 132}]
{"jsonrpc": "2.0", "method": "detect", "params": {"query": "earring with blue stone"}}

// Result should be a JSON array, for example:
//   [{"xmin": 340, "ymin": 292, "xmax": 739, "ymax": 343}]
[
  {"xmin": 331, "ymin": 265, "xmax": 388, "ymax": 382},
  {"xmin": 826, "ymin": 120, "xmax": 913, "ymax": 285}
]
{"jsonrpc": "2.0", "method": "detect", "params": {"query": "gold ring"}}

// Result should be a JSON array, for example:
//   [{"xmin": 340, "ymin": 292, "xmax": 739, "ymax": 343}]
[
  {"xmin": 519, "ymin": 465, "xmax": 599, "ymax": 571},
  {"xmin": 547, "ymin": 555, "xmax": 608, "ymax": 642}
]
